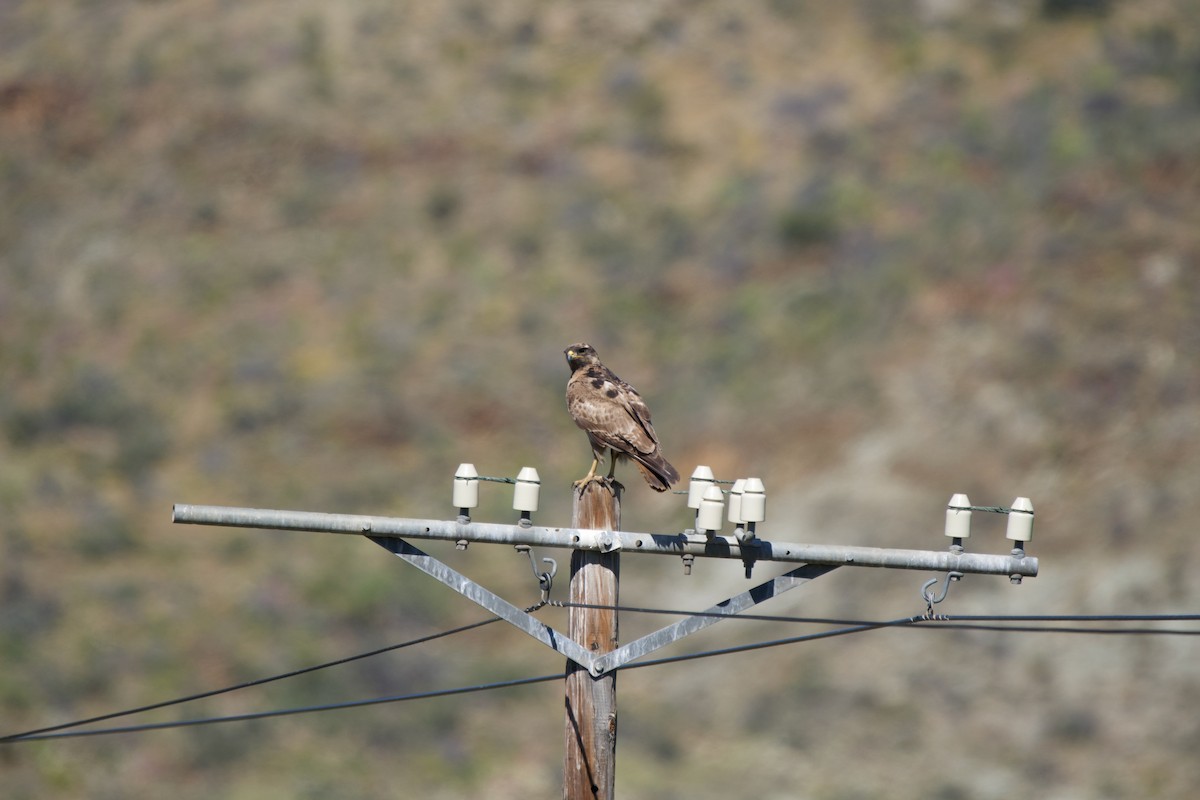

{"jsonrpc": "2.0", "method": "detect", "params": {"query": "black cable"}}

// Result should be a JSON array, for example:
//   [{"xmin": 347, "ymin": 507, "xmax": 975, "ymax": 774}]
[
  {"xmin": 1, "ymin": 672, "xmax": 566, "ymax": 743},
  {"xmin": 6, "ymin": 618, "xmax": 910, "ymax": 742},
  {"xmin": 556, "ymin": 602, "xmax": 1200, "ymax": 627},
  {"xmin": 614, "ymin": 615, "xmax": 1200, "ymax": 671},
  {"xmin": 5, "ymin": 608, "xmax": 1199, "ymax": 744},
  {"xmin": 621, "ymin": 617, "xmax": 919, "ymax": 671},
  {"xmin": 0, "ymin": 616, "xmax": 500, "ymax": 743},
  {"xmin": 899, "ymin": 622, "xmax": 1200, "ymax": 636}
]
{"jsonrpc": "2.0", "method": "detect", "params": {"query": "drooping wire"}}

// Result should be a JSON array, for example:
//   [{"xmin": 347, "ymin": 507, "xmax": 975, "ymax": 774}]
[
  {"xmin": 2, "ymin": 672, "xmax": 567, "ymax": 742},
  {"xmin": 2, "ymin": 616, "xmax": 899, "ymax": 743},
  {"xmin": 5, "ymin": 609, "xmax": 1200, "ymax": 744},
  {"xmin": 0, "ymin": 616, "xmax": 501, "ymax": 743}
]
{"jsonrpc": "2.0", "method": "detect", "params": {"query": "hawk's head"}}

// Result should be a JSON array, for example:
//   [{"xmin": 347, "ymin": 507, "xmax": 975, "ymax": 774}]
[{"xmin": 564, "ymin": 342, "xmax": 599, "ymax": 371}]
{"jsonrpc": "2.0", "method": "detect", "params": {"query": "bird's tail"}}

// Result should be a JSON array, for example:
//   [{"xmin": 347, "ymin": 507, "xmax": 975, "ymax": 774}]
[{"xmin": 630, "ymin": 452, "xmax": 681, "ymax": 493}]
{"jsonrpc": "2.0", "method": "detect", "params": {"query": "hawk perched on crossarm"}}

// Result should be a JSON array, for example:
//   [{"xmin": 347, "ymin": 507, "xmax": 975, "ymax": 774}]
[{"xmin": 564, "ymin": 342, "xmax": 680, "ymax": 492}]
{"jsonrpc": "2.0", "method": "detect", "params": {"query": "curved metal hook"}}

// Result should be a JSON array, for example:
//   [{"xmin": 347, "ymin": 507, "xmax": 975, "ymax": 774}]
[
  {"xmin": 920, "ymin": 570, "xmax": 963, "ymax": 616},
  {"xmin": 516, "ymin": 545, "xmax": 558, "ymax": 599},
  {"xmin": 921, "ymin": 576, "xmax": 950, "ymax": 606}
]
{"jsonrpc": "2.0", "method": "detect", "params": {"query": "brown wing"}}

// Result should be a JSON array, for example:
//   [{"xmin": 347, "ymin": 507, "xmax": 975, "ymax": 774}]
[
  {"xmin": 567, "ymin": 365, "xmax": 679, "ymax": 490},
  {"xmin": 567, "ymin": 368, "xmax": 656, "ymax": 454}
]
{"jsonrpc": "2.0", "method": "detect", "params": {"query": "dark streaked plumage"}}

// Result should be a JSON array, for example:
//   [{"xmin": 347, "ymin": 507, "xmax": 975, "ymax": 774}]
[{"xmin": 564, "ymin": 342, "xmax": 680, "ymax": 492}]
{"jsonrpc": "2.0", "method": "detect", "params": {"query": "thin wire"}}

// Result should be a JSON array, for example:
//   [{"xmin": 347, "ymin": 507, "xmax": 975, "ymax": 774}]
[
  {"xmin": 555, "ymin": 602, "xmax": 1200, "ymax": 627},
  {"xmin": 950, "ymin": 504, "xmax": 1022, "ymax": 514},
  {"xmin": 906, "ymin": 622, "xmax": 1200, "ymax": 635},
  {"xmin": 613, "ymin": 614, "xmax": 1200, "ymax": 672},
  {"xmin": 946, "ymin": 613, "xmax": 1200, "ymax": 622},
  {"xmin": 1, "ymin": 672, "xmax": 566, "ymax": 743},
  {"xmin": 5, "ymin": 610, "xmax": 1200, "ymax": 744},
  {"xmin": 622, "ymin": 616, "xmax": 922, "ymax": 670},
  {"xmin": 0, "ymin": 619, "xmax": 905, "ymax": 743},
  {"xmin": 2, "ymin": 617, "xmax": 912, "ymax": 743},
  {"xmin": 0, "ymin": 616, "xmax": 500, "ymax": 743}
]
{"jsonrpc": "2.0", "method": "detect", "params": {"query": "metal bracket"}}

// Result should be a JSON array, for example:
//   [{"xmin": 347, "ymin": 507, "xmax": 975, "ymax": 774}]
[
  {"xmin": 371, "ymin": 535, "xmax": 838, "ymax": 676},
  {"xmin": 369, "ymin": 536, "xmax": 594, "ymax": 669},
  {"xmin": 515, "ymin": 544, "xmax": 557, "ymax": 603},
  {"xmin": 589, "ymin": 563, "xmax": 837, "ymax": 676}
]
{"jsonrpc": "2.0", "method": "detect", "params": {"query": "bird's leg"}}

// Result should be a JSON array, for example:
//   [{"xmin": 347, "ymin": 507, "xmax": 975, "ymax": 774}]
[
  {"xmin": 605, "ymin": 454, "xmax": 617, "ymax": 480},
  {"xmin": 573, "ymin": 457, "xmax": 600, "ymax": 488}
]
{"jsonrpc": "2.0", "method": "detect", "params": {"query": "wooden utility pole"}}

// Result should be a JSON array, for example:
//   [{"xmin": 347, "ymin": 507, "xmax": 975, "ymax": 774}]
[
  {"xmin": 564, "ymin": 480, "xmax": 621, "ymax": 800},
  {"xmin": 173, "ymin": 486, "xmax": 1037, "ymax": 800}
]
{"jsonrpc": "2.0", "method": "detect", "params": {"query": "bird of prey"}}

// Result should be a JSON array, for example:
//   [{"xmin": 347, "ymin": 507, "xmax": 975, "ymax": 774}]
[{"xmin": 564, "ymin": 342, "xmax": 680, "ymax": 492}]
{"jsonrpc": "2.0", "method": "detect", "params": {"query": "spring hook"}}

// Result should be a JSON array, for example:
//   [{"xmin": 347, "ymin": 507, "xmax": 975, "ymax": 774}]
[{"xmin": 920, "ymin": 570, "xmax": 963, "ymax": 620}]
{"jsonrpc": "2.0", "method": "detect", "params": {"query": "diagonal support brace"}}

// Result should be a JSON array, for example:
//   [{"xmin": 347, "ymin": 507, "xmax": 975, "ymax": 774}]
[
  {"xmin": 589, "ymin": 563, "xmax": 838, "ymax": 675},
  {"xmin": 369, "ymin": 536, "xmax": 597, "ymax": 671},
  {"xmin": 371, "ymin": 533, "xmax": 840, "ymax": 678}
]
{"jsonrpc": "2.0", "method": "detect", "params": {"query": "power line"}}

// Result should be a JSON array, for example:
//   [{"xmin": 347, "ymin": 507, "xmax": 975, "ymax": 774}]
[
  {"xmin": 4, "ymin": 610, "xmax": 1198, "ymax": 745},
  {"xmin": 2, "ymin": 615, "xmax": 899, "ymax": 744},
  {"xmin": 558, "ymin": 603, "xmax": 1200, "ymax": 628},
  {"xmin": 624, "ymin": 616, "xmax": 916, "ymax": 670},
  {"xmin": 0, "ymin": 616, "xmax": 500, "ymax": 743},
  {"xmin": 1, "ymin": 672, "xmax": 566, "ymax": 742},
  {"xmin": 615, "ymin": 614, "xmax": 1200, "ymax": 671},
  {"xmin": 4, "ymin": 616, "xmax": 900, "ymax": 743}
]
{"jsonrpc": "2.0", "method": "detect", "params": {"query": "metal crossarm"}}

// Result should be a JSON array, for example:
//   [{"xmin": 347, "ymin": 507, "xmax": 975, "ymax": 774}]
[
  {"xmin": 171, "ymin": 505, "xmax": 1038, "ymax": 578},
  {"xmin": 171, "ymin": 503, "xmax": 1038, "ymax": 674}
]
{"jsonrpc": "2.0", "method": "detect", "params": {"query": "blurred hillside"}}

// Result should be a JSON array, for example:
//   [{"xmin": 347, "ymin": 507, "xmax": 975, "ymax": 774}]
[{"xmin": 2, "ymin": 0, "xmax": 1199, "ymax": 797}]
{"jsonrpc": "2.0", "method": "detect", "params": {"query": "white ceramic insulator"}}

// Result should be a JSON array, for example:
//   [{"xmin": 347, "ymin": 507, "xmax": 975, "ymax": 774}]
[
  {"xmin": 1006, "ymin": 496, "xmax": 1034, "ymax": 542},
  {"xmin": 512, "ymin": 467, "xmax": 541, "ymax": 512},
  {"xmin": 741, "ymin": 477, "xmax": 766, "ymax": 523},
  {"xmin": 453, "ymin": 463, "xmax": 480, "ymax": 509},
  {"xmin": 697, "ymin": 484, "xmax": 724, "ymax": 532},
  {"xmin": 727, "ymin": 479, "xmax": 746, "ymax": 524},
  {"xmin": 687, "ymin": 465, "xmax": 716, "ymax": 509},
  {"xmin": 945, "ymin": 493, "xmax": 971, "ymax": 539}
]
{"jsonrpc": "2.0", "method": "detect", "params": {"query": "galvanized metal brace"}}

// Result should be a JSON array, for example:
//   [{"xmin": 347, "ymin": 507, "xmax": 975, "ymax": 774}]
[
  {"xmin": 375, "ymin": 537, "xmax": 838, "ymax": 677},
  {"xmin": 368, "ymin": 536, "xmax": 596, "ymax": 670}
]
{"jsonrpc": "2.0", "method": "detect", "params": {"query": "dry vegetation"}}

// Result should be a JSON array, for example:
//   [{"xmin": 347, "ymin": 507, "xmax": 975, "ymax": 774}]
[{"xmin": 2, "ymin": 0, "xmax": 1200, "ymax": 797}]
